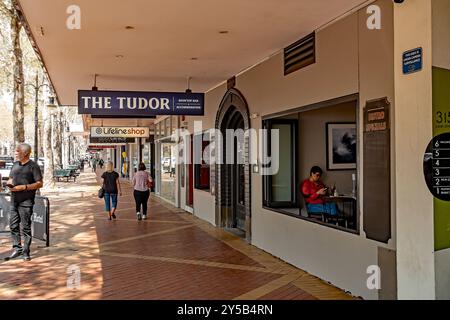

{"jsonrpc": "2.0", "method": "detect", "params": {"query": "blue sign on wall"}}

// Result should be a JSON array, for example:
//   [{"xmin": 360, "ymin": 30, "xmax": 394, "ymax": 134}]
[
  {"xmin": 403, "ymin": 48, "xmax": 423, "ymax": 75},
  {"xmin": 78, "ymin": 90, "xmax": 204, "ymax": 116}
]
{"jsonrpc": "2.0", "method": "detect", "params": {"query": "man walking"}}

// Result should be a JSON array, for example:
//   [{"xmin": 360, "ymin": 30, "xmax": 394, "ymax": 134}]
[{"xmin": 4, "ymin": 143, "xmax": 43, "ymax": 261}]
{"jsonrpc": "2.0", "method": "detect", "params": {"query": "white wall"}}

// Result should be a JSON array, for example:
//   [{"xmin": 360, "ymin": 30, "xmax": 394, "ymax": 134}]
[
  {"xmin": 183, "ymin": 0, "xmax": 396, "ymax": 299},
  {"xmin": 394, "ymin": 0, "xmax": 435, "ymax": 299}
]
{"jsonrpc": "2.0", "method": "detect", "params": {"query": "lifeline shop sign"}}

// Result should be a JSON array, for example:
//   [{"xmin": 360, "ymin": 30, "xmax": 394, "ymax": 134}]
[
  {"xmin": 78, "ymin": 90, "xmax": 204, "ymax": 116},
  {"xmin": 91, "ymin": 126, "xmax": 149, "ymax": 138}
]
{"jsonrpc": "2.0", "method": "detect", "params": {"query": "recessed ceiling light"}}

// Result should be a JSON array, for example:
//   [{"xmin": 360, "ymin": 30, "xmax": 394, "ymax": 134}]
[
  {"xmin": 190, "ymin": 57, "xmax": 198, "ymax": 61},
  {"xmin": 115, "ymin": 55, "xmax": 124, "ymax": 58},
  {"xmin": 219, "ymin": 30, "xmax": 229, "ymax": 34},
  {"xmin": 125, "ymin": 26, "xmax": 135, "ymax": 30}
]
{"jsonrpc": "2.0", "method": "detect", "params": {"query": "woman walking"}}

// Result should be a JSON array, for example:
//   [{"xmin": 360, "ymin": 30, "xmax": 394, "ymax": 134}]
[
  {"xmin": 132, "ymin": 162, "xmax": 153, "ymax": 221},
  {"xmin": 101, "ymin": 161, "xmax": 122, "ymax": 220}
]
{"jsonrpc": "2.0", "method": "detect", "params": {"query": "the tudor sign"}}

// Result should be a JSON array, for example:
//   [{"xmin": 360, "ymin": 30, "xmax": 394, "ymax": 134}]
[
  {"xmin": 91, "ymin": 126, "xmax": 150, "ymax": 138},
  {"xmin": 78, "ymin": 90, "xmax": 204, "ymax": 116}
]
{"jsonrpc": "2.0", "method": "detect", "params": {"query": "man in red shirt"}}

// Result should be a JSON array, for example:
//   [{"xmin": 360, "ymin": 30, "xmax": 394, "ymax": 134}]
[{"xmin": 301, "ymin": 166, "xmax": 337, "ymax": 216}]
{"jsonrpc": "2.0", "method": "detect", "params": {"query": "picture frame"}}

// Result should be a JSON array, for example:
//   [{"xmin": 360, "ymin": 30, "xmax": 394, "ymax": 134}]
[{"xmin": 326, "ymin": 123, "xmax": 357, "ymax": 171}]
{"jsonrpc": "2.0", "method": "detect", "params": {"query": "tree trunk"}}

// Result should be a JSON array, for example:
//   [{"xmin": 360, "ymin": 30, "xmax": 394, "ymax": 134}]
[
  {"xmin": 43, "ymin": 104, "xmax": 54, "ymax": 188},
  {"xmin": 51, "ymin": 109, "xmax": 62, "ymax": 169},
  {"xmin": 11, "ymin": 11, "xmax": 24, "ymax": 149}
]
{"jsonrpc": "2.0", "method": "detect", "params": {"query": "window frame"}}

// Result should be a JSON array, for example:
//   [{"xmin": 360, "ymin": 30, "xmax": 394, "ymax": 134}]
[
  {"xmin": 261, "ymin": 94, "xmax": 361, "ymax": 235},
  {"xmin": 262, "ymin": 118, "xmax": 298, "ymax": 208},
  {"xmin": 194, "ymin": 132, "xmax": 211, "ymax": 191}
]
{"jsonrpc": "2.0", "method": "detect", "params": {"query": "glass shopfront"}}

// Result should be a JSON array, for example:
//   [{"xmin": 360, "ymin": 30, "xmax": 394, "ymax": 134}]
[{"xmin": 155, "ymin": 116, "xmax": 179, "ymax": 205}]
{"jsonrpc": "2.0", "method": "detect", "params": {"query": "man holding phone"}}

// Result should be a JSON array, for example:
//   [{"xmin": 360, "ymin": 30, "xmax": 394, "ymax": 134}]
[{"xmin": 4, "ymin": 143, "xmax": 43, "ymax": 261}]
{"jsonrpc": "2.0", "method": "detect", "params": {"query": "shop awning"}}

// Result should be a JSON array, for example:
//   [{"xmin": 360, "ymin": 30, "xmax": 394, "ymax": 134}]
[{"xmin": 17, "ymin": 0, "xmax": 369, "ymax": 106}]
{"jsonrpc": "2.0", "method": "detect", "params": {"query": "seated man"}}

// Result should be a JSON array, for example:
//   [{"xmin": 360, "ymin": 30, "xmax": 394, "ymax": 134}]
[{"xmin": 301, "ymin": 166, "xmax": 338, "ymax": 216}]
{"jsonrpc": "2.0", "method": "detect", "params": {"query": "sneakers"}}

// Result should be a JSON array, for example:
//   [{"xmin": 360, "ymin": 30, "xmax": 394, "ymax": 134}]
[
  {"xmin": 23, "ymin": 253, "xmax": 31, "ymax": 261},
  {"xmin": 142, "ymin": 215, "xmax": 147, "ymax": 220},
  {"xmin": 137, "ymin": 212, "xmax": 142, "ymax": 221},
  {"xmin": 4, "ymin": 250, "xmax": 22, "ymax": 261}
]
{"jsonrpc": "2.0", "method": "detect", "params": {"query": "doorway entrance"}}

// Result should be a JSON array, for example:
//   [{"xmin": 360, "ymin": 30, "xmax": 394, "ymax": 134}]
[{"xmin": 215, "ymin": 89, "xmax": 251, "ymax": 241}]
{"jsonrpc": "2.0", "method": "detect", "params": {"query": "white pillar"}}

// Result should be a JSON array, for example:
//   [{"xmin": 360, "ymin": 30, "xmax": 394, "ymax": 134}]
[{"xmin": 394, "ymin": 0, "xmax": 435, "ymax": 299}]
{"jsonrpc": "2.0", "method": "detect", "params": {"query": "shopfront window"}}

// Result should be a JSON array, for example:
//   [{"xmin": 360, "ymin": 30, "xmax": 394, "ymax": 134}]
[
  {"xmin": 160, "ymin": 140, "xmax": 176, "ymax": 203},
  {"xmin": 262, "ymin": 100, "xmax": 359, "ymax": 233},
  {"xmin": 194, "ymin": 133, "xmax": 210, "ymax": 191}
]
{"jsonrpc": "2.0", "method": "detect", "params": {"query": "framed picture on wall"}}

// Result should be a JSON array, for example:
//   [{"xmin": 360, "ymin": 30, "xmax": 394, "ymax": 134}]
[{"xmin": 326, "ymin": 123, "xmax": 357, "ymax": 170}]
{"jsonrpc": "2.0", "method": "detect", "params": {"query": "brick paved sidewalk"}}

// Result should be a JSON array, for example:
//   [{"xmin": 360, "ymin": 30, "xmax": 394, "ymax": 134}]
[{"xmin": 0, "ymin": 171, "xmax": 354, "ymax": 300}]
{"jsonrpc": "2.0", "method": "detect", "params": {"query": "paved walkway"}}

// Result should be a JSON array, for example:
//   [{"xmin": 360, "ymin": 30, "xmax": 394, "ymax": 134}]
[{"xmin": 0, "ymin": 171, "xmax": 353, "ymax": 300}]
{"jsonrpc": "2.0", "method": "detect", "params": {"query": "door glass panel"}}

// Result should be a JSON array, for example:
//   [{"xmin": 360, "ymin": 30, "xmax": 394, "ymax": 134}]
[{"xmin": 271, "ymin": 124, "xmax": 292, "ymax": 202}]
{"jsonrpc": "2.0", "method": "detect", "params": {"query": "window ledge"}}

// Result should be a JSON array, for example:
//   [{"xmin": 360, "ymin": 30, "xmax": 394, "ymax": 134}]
[{"xmin": 262, "ymin": 206, "xmax": 360, "ymax": 236}]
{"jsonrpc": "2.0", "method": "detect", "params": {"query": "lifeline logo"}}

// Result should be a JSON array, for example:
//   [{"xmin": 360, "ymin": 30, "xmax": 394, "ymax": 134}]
[{"xmin": 91, "ymin": 126, "xmax": 150, "ymax": 138}]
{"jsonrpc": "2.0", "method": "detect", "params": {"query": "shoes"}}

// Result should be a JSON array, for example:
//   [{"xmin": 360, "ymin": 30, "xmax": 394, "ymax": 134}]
[
  {"xmin": 22, "ymin": 254, "xmax": 31, "ymax": 261},
  {"xmin": 142, "ymin": 215, "xmax": 147, "ymax": 220},
  {"xmin": 4, "ymin": 250, "xmax": 22, "ymax": 261},
  {"xmin": 108, "ymin": 215, "xmax": 112, "ymax": 220},
  {"xmin": 112, "ymin": 214, "xmax": 117, "ymax": 220},
  {"xmin": 137, "ymin": 212, "xmax": 142, "ymax": 221}
]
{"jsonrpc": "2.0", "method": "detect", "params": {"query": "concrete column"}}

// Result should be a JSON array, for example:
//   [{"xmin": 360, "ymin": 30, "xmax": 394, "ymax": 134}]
[{"xmin": 394, "ymin": 0, "xmax": 435, "ymax": 299}]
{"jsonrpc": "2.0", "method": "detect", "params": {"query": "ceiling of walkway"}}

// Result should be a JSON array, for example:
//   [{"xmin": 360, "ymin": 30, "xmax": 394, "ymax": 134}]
[{"xmin": 18, "ymin": 0, "xmax": 368, "ymax": 106}]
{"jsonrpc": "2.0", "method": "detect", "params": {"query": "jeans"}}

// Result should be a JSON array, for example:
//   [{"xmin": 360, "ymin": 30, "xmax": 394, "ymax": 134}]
[
  {"xmin": 134, "ymin": 190, "xmax": 150, "ymax": 216},
  {"xmin": 307, "ymin": 203, "xmax": 338, "ymax": 216},
  {"xmin": 104, "ymin": 193, "xmax": 118, "ymax": 212},
  {"xmin": 10, "ymin": 203, "xmax": 33, "ymax": 255}
]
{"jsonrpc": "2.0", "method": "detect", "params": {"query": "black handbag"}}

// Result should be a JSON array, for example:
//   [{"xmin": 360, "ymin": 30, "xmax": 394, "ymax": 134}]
[{"xmin": 98, "ymin": 187, "xmax": 105, "ymax": 198}]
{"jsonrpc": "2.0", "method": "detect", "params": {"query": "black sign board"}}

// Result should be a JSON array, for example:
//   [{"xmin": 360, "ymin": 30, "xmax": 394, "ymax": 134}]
[
  {"xmin": 78, "ymin": 90, "xmax": 204, "ymax": 117},
  {"xmin": 363, "ymin": 98, "xmax": 391, "ymax": 243},
  {"xmin": 89, "ymin": 136, "xmax": 136, "ymax": 144},
  {"xmin": 0, "ymin": 193, "xmax": 50, "ymax": 247},
  {"xmin": 424, "ymin": 133, "xmax": 450, "ymax": 201}
]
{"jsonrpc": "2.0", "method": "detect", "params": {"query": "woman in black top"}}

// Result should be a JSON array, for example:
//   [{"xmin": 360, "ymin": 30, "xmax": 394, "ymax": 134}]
[{"xmin": 101, "ymin": 161, "xmax": 122, "ymax": 220}]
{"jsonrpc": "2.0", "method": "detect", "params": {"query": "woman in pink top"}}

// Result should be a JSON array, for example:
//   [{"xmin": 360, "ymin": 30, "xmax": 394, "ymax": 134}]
[{"xmin": 132, "ymin": 162, "xmax": 153, "ymax": 220}]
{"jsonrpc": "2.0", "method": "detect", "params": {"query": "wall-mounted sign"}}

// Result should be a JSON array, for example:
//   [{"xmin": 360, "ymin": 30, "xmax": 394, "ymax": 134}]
[
  {"xmin": 91, "ymin": 126, "xmax": 149, "ymax": 138},
  {"xmin": 363, "ymin": 98, "xmax": 391, "ymax": 243},
  {"xmin": 78, "ymin": 90, "xmax": 204, "ymax": 116},
  {"xmin": 89, "ymin": 136, "xmax": 136, "ymax": 144},
  {"xmin": 364, "ymin": 98, "xmax": 390, "ymax": 133},
  {"xmin": 87, "ymin": 145, "xmax": 116, "ymax": 149},
  {"xmin": 424, "ymin": 133, "xmax": 450, "ymax": 202},
  {"xmin": 403, "ymin": 47, "xmax": 422, "ymax": 75}
]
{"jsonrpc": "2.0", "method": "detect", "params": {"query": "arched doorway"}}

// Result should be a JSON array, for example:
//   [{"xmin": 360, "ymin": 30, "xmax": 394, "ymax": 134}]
[{"xmin": 215, "ymin": 89, "xmax": 251, "ymax": 242}]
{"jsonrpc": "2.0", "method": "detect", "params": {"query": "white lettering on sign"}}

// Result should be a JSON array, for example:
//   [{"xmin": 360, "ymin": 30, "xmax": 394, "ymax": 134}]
[
  {"xmin": 82, "ymin": 96, "xmax": 91, "ymax": 109},
  {"xmin": 149, "ymin": 98, "xmax": 159, "ymax": 109},
  {"xmin": 81, "ymin": 96, "xmax": 175, "ymax": 111},
  {"xmin": 138, "ymin": 98, "xmax": 148, "ymax": 109},
  {"xmin": 117, "ymin": 97, "xmax": 126, "ymax": 109},
  {"xmin": 104, "ymin": 97, "xmax": 111, "ymax": 109}
]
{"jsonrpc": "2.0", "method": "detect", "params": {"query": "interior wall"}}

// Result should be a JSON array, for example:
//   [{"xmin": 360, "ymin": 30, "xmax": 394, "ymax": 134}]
[{"xmin": 299, "ymin": 102, "xmax": 357, "ymax": 195}]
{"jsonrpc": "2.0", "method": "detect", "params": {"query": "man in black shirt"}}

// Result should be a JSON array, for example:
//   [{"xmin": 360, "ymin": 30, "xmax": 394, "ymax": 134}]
[{"xmin": 5, "ymin": 143, "xmax": 43, "ymax": 261}]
